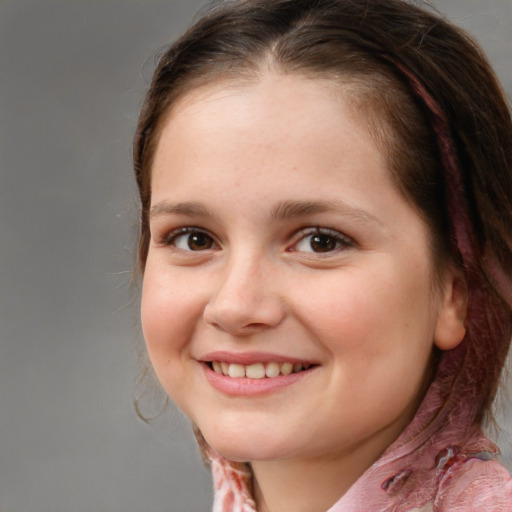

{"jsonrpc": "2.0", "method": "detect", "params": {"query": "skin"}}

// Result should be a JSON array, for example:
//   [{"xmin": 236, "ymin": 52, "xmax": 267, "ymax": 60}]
[{"xmin": 141, "ymin": 73, "xmax": 466, "ymax": 512}]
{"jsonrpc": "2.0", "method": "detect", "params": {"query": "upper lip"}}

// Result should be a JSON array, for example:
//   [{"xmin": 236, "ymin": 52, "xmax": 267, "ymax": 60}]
[{"xmin": 198, "ymin": 351, "xmax": 319, "ymax": 365}]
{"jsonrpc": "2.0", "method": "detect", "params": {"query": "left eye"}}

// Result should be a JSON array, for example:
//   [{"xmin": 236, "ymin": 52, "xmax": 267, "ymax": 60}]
[
  {"xmin": 293, "ymin": 229, "xmax": 351, "ymax": 253},
  {"xmin": 170, "ymin": 229, "xmax": 215, "ymax": 251}
]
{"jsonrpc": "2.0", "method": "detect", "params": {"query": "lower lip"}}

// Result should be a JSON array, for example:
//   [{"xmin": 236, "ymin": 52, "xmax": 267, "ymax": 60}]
[{"xmin": 201, "ymin": 363, "xmax": 315, "ymax": 396}]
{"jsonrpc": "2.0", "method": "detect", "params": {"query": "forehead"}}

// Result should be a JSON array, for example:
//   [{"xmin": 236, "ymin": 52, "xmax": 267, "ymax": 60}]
[
  {"xmin": 152, "ymin": 70, "xmax": 405, "ymax": 196},
  {"xmin": 152, "ymin": 72, "xmax": 382, "ymax": 182},
  {"xmin": 164, "ymin": 72, "xmax": 346, "ymax": 131},
  {"xmin": 150, "ymin": 73, "xmax": 410, "ymax": 231}
]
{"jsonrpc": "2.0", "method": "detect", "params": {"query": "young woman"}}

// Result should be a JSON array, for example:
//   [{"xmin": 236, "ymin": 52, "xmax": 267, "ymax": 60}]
[{"xmin": 133, "ymin": 1, "xmax": 512, "ymax": 510}]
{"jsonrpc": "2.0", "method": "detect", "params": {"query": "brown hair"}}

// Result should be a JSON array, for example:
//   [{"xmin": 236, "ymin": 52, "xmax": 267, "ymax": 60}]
[{"xmin": 134, "ymin": 0, "xmax": 512, "ymax": 424}]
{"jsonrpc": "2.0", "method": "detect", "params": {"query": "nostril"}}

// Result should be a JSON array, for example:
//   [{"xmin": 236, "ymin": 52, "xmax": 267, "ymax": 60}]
[
  {"xmin": 203, "ymin": 286, "xmax": 286, "ymax": 334},
  {"xmin": 246, "ymin": 322, "xmax": 269, "ymax": 330}
]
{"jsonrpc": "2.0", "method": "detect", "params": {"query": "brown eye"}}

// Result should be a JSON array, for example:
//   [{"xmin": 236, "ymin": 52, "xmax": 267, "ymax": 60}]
[
  {"xmin": 292, "ymin": 228, "xmax": 353, "ymax": 254},
  {"xmin": 187, "ymin": 232, "xmax": 214, "ymax": 250},
  {"xmin": 169, "ymin": 229, "xmax": 216, "ymax": 251},
  {"xmin": 309, "ymin": 234, "xmax": 338, "ymax": 252}
]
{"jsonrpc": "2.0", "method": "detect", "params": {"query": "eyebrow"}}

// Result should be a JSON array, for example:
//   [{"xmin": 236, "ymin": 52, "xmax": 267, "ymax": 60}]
[
  {"xmin": 150, "ymin": 201, "xmax": 217, "ymax": 220},
  {"xmin": 149, "ymin": 199, "xmax": 381, "ymax": 226},
  {"xmin": 269, "ymin": 200, "xmax": 382, "ymax": 225}
]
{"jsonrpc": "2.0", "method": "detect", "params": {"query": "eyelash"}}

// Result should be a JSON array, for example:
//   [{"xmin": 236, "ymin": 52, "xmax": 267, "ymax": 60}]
[
  {"xmin": 159, "ymin": 226, "xmax": 354, "ymax": 255},
  {"xmin": 290, "ymin": 227, "xmax": 354, "ymax": 254},
  {"xmin": 161, "ymin": 227, "xmax": 218, "ymax": 251}
]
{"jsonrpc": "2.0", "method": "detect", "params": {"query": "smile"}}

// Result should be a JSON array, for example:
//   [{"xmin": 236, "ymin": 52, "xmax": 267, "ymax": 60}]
[{"xmin": 209, "ymin": 361, "xmax": 311, "ymax": 379}]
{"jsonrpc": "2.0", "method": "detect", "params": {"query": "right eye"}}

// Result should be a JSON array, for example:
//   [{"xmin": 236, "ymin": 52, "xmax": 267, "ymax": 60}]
[{"xmin": 166, "ymin": 228, "xmax": 216, "ymax": 251}]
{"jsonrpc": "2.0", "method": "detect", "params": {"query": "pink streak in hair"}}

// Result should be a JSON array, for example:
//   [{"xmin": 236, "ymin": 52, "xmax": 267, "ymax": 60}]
[{"xmin": 391, "ymin": 63, "xmax": 511, "ymax": 433}]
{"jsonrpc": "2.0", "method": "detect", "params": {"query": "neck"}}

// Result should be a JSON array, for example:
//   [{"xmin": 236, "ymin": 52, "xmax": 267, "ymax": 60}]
[{"xmin": 250, "ymin": 440, "xmax": 384, "ymax": 512}]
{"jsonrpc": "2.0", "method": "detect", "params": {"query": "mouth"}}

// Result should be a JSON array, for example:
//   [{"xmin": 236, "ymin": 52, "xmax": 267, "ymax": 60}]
[{"xmin": 207, "ymin": 361, "xmax": 314, "ymax": 379}]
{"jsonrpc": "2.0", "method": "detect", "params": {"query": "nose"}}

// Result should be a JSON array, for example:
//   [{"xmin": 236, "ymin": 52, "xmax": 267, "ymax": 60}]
[{"xmin": 203, "ymin": 253, "xmax": 286, "ymax": 336}]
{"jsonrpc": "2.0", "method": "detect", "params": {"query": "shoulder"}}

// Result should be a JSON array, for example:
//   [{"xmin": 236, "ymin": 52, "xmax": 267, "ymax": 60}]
[{"xmin": 435, "ymin": 457, "xmax": 512, "ymax": 511}]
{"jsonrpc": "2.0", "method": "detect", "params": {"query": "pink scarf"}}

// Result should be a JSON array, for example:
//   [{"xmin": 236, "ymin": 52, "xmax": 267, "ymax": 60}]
[{"xmin": 203, "ymin": 386, "xmax": 512, "ymax": 511}]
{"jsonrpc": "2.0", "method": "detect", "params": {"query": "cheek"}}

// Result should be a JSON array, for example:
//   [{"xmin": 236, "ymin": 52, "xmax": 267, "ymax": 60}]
[
  {"xmin": 292, "ymin": 264, "xmax": 435, "ymax": 367},
  {"xmin": 140, "ymin": 265, "xmax": 203, "ymax": 365},
  {"xmin": 140, "ymin": 266, "xmax": 210, "ymax": 413},
  {"xmin": 294, "ymin": 272, "xmax": 435, "ymax": 434},
  {"xmin": 292, "ymin": 271, "xmax": 393, "ymax": 345}
]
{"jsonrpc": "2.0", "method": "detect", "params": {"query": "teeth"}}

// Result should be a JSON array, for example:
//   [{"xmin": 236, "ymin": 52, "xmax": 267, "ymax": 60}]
[
  {"xmin": 228, "ymin": 363, "xmax": 245, "ymax": 378},
  {"xmin": 210, "ymin": 361, "xmax": 312, "ymax": 379},
  {"xmin": 246, "ymin": 363, "xmax": 265, "ymax": 379},
  {"xmin": 265, "ymin": 362, "xmax": 280, "ymax": 378},
  {"xmin": 280, "ymin": 362, "xmax": 293, "ymax": 375}
]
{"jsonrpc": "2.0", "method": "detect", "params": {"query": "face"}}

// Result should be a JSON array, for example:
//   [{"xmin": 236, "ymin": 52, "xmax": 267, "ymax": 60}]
[{"xmin": 142, "ymin": 74, "xmax": 461, "ymax": 467}]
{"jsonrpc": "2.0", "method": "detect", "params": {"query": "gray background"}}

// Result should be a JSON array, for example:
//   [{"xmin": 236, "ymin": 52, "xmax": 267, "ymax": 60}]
[{"xmin": 0, "ymin": 1, "xmax": 511, "ymax": 511}]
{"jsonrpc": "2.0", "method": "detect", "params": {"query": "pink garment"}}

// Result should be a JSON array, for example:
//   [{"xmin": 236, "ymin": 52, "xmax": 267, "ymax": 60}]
[{"xmin": 204, "ymin": 420, "xmax": 512, "ymax": 512}]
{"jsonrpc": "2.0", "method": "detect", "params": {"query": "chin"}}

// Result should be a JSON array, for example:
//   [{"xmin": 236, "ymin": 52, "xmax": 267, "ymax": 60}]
[{"xmin": 200, "ymin": 423, "xmax": 292, "ymax": 462}]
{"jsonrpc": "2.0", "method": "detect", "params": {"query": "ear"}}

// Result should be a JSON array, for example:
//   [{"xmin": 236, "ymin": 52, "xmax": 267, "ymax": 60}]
[{"xmin": 434, "ymin": 269, "xmax": 468, "ymax": 351}]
